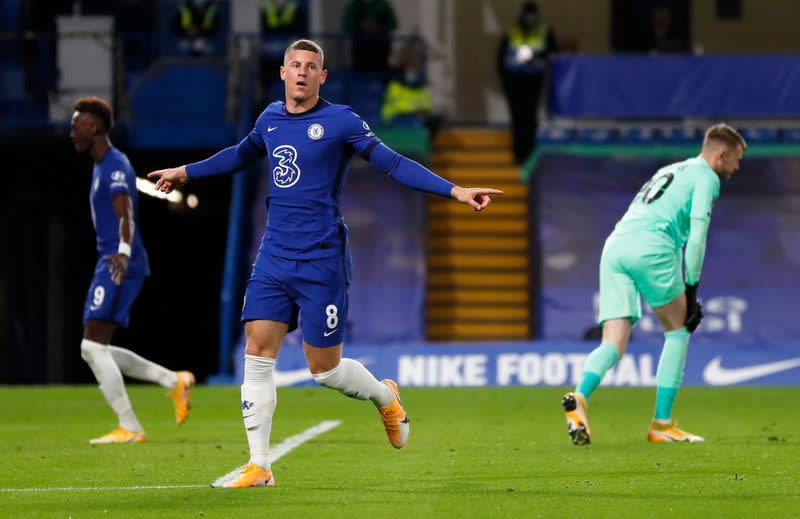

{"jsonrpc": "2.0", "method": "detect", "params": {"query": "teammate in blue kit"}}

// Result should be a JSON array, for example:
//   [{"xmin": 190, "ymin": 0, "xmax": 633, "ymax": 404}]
[
  {"xmin": 563, "ymin": 124, "xmax": 747, "ymax": 445},
  {"xmin": 148, "ymin": 39, "xmax": 502, "ymax": 488},
  {"xmin": 71, "ymin": 97, "xmax": 195, "ymax": 444}
]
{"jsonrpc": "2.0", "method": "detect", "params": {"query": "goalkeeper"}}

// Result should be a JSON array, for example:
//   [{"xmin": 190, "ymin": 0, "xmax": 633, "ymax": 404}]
[{"xmin": 562, "ymin": 123, "xmax": 747, "ymax": 445}]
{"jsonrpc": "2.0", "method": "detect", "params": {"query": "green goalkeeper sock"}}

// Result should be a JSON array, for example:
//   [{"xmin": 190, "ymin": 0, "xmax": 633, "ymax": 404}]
[
  {"xmin": 654, "ymin": 327, "xmax": 690, "ymax": 421},
  {"xmin": 576, "ymin": 342, "xmax": 620, "ymax": 399}
]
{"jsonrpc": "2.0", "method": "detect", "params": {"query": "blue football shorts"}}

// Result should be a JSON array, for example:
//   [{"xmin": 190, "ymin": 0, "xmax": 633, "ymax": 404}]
[
  {"xmin": 242, "ymin": 252, "xmax": 351, "ymax": 347},
  {"xmin": 82, "ymin": 260, "xmax": 145, "ymax": 328}
]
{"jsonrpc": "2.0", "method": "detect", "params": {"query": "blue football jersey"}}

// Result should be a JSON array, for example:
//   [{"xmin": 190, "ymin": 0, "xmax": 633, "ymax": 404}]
[
  {"xmin": 249, "ymin": 98, "xmax": 377, "ymax": 261},
  {"xmin": 90, "ymin": 147, "xmax": 150, "ymax": 277}
]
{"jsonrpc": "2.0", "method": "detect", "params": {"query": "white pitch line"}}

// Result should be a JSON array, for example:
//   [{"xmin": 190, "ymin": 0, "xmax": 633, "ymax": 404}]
[{"xmin": 0, "ymin": 420, "xmax": 341, "ymax": 493}]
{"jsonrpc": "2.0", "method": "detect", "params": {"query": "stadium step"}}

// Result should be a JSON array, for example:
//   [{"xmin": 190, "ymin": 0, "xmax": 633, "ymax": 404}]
[
  {"xmin": 426, "ymin": 128, "xmax": 531, "ymax": 341},
  {"xmin": 433, "ymin": 128, "xmax": 512, "ymax": 149},
  {"xmin": 427, "ymin": 322, "xmax": 531, "ymax": 341},
  {"xmin": 433, "ymin": 166, "xmax": 520, "ymax": 183},
  {"xmin": 428, "ymin": 253, "xmax": 528, "ymax": 270},
  {"xmin": 432, "ymin": 149, "xmax": 514, "ymax": 167},
  {"xmin": 428, "ymin": 218, "xmax": 528, "ymax": 234},
  {"xmin": 427, "ymin": 289, "xmax": 529, "ymax": 305},
  {"xmin": 427, "ymin": 235, "xmax": 529, "ymax": 252},
  {"xmin": 429, "ymin": 200, "xmax": 527, "ymax": 216},
  {"xmin": 427, "ymin": 305, "xmax": 529, "ymax": 321}
]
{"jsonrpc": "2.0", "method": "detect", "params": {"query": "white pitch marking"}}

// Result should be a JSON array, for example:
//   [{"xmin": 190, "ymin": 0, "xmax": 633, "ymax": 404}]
[
  {"xmin": 210, "ymin": 419, "xmax": 341, "ymax": 487},
  {"xmin": 0, "ymin": 420, "xmax": 341, "ymax": 493}
]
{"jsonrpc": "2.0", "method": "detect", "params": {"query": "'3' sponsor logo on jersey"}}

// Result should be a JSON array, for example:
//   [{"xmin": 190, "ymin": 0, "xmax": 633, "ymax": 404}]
[{"xmin": 272, "ymin": 145, "xmax": 301, "ymax": 188}]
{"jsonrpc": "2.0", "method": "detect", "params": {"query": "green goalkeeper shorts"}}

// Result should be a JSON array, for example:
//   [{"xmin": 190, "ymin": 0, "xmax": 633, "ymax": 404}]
[{"xmin": 597, "ymin": 230, "xmax": 684, "ymax": 325}]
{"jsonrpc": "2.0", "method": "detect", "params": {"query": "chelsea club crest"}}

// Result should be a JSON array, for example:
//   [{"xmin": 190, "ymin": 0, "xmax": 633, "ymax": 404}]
[{"xmin": 307, "ymin": 123, "xmax": 324, "ymax": 140}]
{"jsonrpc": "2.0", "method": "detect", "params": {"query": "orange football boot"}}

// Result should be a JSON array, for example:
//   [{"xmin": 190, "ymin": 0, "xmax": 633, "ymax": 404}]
[
  {"xmin": 378, "ymin": 379, "xmax": 410, "ymax": 449},
  {"xmin": 89, "ymin": 427, "xmax": 146, "ymax": 444},
  {"xmin": 562, "ymin": 392, "xmax": 591, "ymax": 445},
  {"xmin": 168, "ymin": 371, "xmax": 195, "ymax": 425},
  {"xmin": 647, "ymin": 421, "xmax": 704, "ymax": 443}
]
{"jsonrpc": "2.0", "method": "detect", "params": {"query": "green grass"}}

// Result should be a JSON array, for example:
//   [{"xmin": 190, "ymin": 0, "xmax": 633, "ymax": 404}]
[{"xmin": 1, "ymin": 386, "xmax": 798, "ymax": 518}]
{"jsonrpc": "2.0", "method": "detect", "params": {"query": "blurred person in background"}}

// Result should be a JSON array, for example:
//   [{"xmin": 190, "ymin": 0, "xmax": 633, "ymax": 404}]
[
  {"xmin": 70, "ymin": 97, "xmax": 195, "ymax": 444},
  {"xmin": 260, "ymin": 0, "xmax": 307, "ymax": 104},
  {"xmin": 562, "ymin": 124, "xmax": 746, "ymax": 446},
  {"xmin": 381, "ymin": 42, "xmax": 442, "ymax": 137},
  {"xmin": 171, "ymin": 0, "xmax": 221, "ymax": 57},
  {"xmin": 148, "ymin": 39, "xmax": 502, "ymax": 488},
  {"xmin": 342, "ymin": 0, "xmax": 397, "ymax": 72},
  {"xmin": 496, "ymin": 1, "xmax": 556, "ymax": 164}
]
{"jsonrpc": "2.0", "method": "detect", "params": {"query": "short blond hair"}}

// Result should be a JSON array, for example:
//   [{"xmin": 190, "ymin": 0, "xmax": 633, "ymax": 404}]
[
  {"xmin": 284, "ymin": 39, "xmax": 324, "ymax": 67},
  {"xmin": 703, "ymin": 123, "xmax": 747, "ymax": 152}
]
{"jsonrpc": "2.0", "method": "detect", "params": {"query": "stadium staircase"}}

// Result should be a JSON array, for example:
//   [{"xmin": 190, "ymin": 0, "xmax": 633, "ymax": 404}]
[{"xmin": 426, "ymin": 129, "xmax": 531, "ymax": 341}]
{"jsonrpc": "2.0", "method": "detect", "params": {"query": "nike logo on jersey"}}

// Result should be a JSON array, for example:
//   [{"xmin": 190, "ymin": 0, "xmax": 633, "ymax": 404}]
[
  {"xmin": 268, "ymin": 126, "xmax": 278, "ymax": 132},
  {"xmin": 89, "ymin": 304, "xmax": 102, "ymax": 311},
  {"xmin": 703, "ymin": 355, "xmax": 800, "ymax": 385},
  {"xmin": 323, "ymin": 329, "xmax": 337, "ymax": 337}
]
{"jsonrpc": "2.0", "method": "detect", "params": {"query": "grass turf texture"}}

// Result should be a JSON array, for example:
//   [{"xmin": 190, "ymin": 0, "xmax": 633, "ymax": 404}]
[{"xmin": 0, "ymin": 386, "xmax": 798, "ymax": 518}]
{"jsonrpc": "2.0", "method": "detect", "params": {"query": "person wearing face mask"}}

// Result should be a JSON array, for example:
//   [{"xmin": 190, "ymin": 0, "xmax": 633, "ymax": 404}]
[
  {"xmin": 496, "ymin": 1, "xmax": 557, "ymax": 164},
  {"xmin": 381, "ymin": 52, "xmax": 442, "ymax": 137},
  {"xmin": 171, "ymin": 0, "xmax": 221, "ymax": 57}
]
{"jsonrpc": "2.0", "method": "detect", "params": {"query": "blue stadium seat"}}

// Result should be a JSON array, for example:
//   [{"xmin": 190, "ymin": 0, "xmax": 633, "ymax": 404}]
[
  {"xmin": 618, "ymin": 127, "xmax": 656, "ymax": 144},
  {"xmin": 348, "ymin": 97, "xmax": 383, "ymax": 127},
  {"xmin": 782, "ymin": 128, "xmax": 800, "ymax": 143},
  {"xmin": 321, "ymin": 75, "xmax": 346, "ymax": 105},
  {"xmin": 660, "ymin": 126, "xmax": 700, "ymax": 144},
  {"xmin": 343, "ymin": 71, "xmax": 387, "ymax": 98},
  {"xmin": 388, "ymin": 115, "xmax": 425, "ymax": 129},
  {"xmin": 131, "ymin": 63, "xmax": 227, "ymax": 123},
  {"xmin": 537, "ymin": 126, "xmax": 574, "ymax": 145},
  {"xmin": 0, "ymin": 65, "xmax": 25, "ymax": 100},
  {"xmin": 577, "ymin": 127, "xmax": 614, "ymax": 144},
  {"xmin": 742, "ymin": 127, "xmax": 779, "ymax": 143}
]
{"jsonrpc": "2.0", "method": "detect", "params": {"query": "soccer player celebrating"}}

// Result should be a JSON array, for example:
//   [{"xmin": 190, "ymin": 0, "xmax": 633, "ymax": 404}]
[
  {"xmin": 562, "ymin": 124, "xmax": 746, "ymax": 445},
  {"xmin": 71, "ymin": 97, "xmax": 195, "ymax": 444},
  {"xmin": 148, "ymin": 39, "xmax": 502, "ymax": 487}
]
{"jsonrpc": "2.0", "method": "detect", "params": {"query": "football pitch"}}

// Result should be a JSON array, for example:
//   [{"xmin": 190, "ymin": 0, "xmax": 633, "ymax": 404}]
[{"xmin": 1, "ymin": 386, "xmax": 798, "ymax": 518}]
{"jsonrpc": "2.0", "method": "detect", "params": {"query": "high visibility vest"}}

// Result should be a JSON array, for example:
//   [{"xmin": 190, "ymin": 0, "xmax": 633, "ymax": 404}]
[
  {"xmin": 508, "ymin": 24, "xmax": 548, "ymax": 54},
  {"xmin": 381, "ymin": 80, "xmax": 432, "ymax": 123},
  {"xmin": 178, "ymin": 3, "xmax": 218, "ymax": 31},
  {"xmin": 263, "ymin": 1, "xmax": 297, "ymax": 28}
]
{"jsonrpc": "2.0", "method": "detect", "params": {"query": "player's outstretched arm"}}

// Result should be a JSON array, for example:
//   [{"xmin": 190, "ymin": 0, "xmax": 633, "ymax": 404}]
[
  {"xmin": 365, "ymin": 141, "xmax": 502, "ymax": 207},
  {"xmin": 147, "ymin": 165, "xmax": 188, "ymax": 194},
  {"xmin": 147, "ymin": 135, "xmax": 267, "ymax": 194},
  {"xmin": 450, "ymin": 186, "xmax": 503, "ymax": 212}
]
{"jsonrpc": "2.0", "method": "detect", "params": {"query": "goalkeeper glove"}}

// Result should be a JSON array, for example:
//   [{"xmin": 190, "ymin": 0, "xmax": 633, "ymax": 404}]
[{"xmin": 685, "ymin": 283, "xmax": 703, "ymax": 333}]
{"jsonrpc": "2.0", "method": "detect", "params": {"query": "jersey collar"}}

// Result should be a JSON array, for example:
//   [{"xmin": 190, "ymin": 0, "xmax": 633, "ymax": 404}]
[{"xmin": 283, "ymin": 97, "xmax": 328, "ymax": 117}]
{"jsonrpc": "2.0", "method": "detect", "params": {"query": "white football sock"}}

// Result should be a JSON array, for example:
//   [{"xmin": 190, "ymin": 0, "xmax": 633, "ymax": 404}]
[
  {"xmin": 312, "ymin": 358, "xmax": 392, "ymax": 408},
  {"xmin": 241, "ymin": 354, "xmax": 277, "ymax": 469},
  {"xmin": 80, "ymin": 339, "xmax": 142, "ymax": 432},
  {"xmin": 108, "ymin": 345, "xmax": 178, "ymax": 389}
]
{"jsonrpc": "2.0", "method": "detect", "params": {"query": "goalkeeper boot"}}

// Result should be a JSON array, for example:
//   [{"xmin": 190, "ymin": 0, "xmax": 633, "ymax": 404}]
[
  {"xmin": 647, "ymin": 421, "xmax": 704, "ymax": 443},
  {"xmin": 562, "ymin": 392, "xmax": 591, "ymax": 446},
  {"xmin": 89, "ymin": 426, "xmax": 146, "ymax": 444},
  {"xmin": 378, "ymin": 379, "xmax": 410, "ymax": 449},
  {"xmin": 212, "ymin": 463, "xmax": 274, "ymax": 488},
  {"xmin": 168, "ymin": 371, "xmax": 195, "ymax": 425}
]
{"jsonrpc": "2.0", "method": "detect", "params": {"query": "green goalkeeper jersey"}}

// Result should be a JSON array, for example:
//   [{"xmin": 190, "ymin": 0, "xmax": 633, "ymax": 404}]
[{"xmin": 613, "ymin": 156, "xmax": 720, "ymax": 251}]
